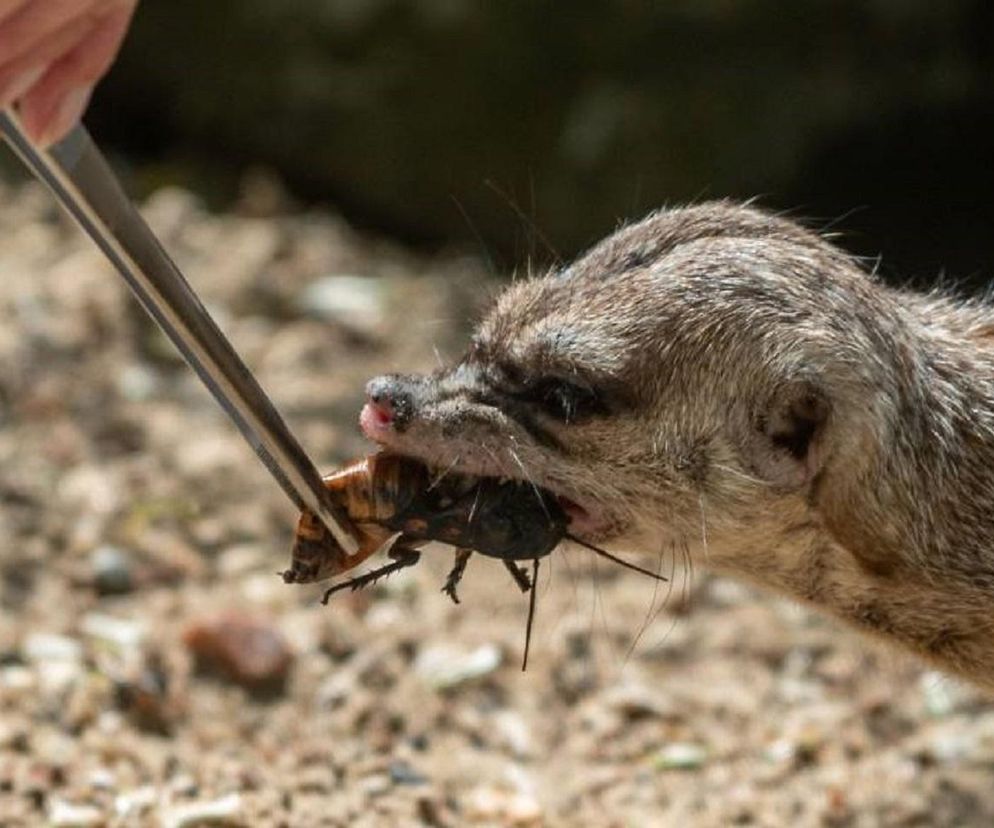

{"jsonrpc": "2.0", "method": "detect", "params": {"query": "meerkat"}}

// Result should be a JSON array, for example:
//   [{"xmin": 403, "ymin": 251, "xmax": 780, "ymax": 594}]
[{"xmin": 357, "ymin": 200, "xmax": 994, "ymax": 689}]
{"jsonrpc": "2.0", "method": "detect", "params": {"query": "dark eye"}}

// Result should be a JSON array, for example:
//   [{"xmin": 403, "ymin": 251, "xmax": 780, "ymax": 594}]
[{"xmin": 517, "ymin": 377, "xmax": 606, "ymax": 423}]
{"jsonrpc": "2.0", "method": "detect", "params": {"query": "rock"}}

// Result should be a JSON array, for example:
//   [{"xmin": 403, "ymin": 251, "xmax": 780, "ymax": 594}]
[
  {"xmin": 0, "ymin": 664, "xmax": 37, "ymax": 693},
  {"xmin": 183, "ymin": 613, "xmax": 294, "ymax": 695},
  {"xmin": 114, "ymin": 786, "xmax": 157, "ymax": 819},
  {"xmin": 358, "ymin": 773, "xmax": 391, "ymax": 797},
  {"xmin": 920, "ymin": 671, "xmax": 962, "ymax": 717},
  {"xmin": 602, "ymin": 681, "xmax": 675, "ymax": 719},
  {"xmin": 114, "ymin": 653, "xmax": 178, "ymax": 734},
  {"xmin": 654, "ymin": 742, "xmax": 709, "ymax": 771},
  {"xmin": 87, "ymin": 768, "xmax": 116, "ymax": 790},
  {"xmin": 48, "ymin": 799, "xmax": 105, "ymax": 827},
  {"xmin": 465, "ymin": 786, "xmax": 543, "ymax": 826},
  {"xmin": 90, "ymin": 545, "xmax": 133, "ymax": 595},
  {"xmin": 414, "ymin": 643, "xmax": 502, "ymax": 689},
  {"xmin": 297, "ymin": 274, "xmax": 387, "ymax": 331},
  {"xmin": 23, "ymin": 632, "xmax": 82, "ymax": 664},
  {"xmin": 159, "ymin": 793, "xmax": 242, "ymax": 828},
  {"xmin": 493, "ymin": 710, "xmax": 533, "ymax": 758},
  {"xmin": 116, "ymin": 363, "xmax": 161, "ymax": 402},
  {"xmin": 389, "ymin": 760, "xmax": 428, "ymax": 786},
  {"xmin": 23, "ymin": 633, "xmax": 83, "ymax": 696},
  {"xmin": 82, "ymin": 613, "xmax": 146, "ymax": 653}
]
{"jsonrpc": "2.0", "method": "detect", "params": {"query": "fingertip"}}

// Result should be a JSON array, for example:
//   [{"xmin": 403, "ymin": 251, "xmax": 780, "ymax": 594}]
[{"xmin": 23, "ymin": 82, "xmax": 90, "ymax": 147}]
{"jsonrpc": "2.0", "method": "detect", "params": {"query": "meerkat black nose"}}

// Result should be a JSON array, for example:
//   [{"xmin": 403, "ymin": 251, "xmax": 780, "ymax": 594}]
[{"xmin": 363, "ymin": 374, "xmax": 416, "ymax": 434}]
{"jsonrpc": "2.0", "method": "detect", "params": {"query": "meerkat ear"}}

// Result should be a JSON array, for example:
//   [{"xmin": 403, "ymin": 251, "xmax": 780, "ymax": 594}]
[{"xmin": 746, "ymin": 382, "xmax": 830, "ymax": 489}]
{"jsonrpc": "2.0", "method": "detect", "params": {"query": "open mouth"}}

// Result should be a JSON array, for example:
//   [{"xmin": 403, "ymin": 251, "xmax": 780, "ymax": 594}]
[
  {"xmin": 359, "ymin": 402, "xmax": 608, "ymax": 538},
  {"xmin": 555, "ymin": 495, "xmax": 601, "ymax": 536}
]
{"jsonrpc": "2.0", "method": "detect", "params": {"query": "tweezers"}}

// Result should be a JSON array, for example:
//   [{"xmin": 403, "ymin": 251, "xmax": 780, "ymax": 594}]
[{"xmin": 0, "ymin": 109, "xmax": 358, "ymax": 555}]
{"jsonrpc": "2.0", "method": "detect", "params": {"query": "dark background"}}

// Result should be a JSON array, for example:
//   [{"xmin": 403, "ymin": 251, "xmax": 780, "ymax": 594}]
[{"xmin": 86, "ymin": 0, "xmax": 993, "ymax": 288}]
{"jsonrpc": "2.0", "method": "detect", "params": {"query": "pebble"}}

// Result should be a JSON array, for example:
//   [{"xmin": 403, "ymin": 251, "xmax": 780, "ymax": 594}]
[
  {"xmin": 919, "ymin": 671, "xmax": 961, "ymax": 717},
  {"xmin": 0, "ymin": 664, "xmax": 37, "ymax": 692},
  {"xmin": 493, "ymin": 710, "xmax": 533, "ymax": 758},
  {"xmin": 48, "ymin": 799, "xmax": 104, "ymax": 827},
  {"xmin": 114, "ymin": 786, "xmax": 157, "ymax": 819},
  {"xmin": 87, "ymin": 767, "xmax": 116, "ymax": 790},
  {"xmin": 90, "ymin": 545, "xmax": 133, "ymax": 595},
  {"xmin": 465, "ymin": 786, "xmax": 543, "ymax": 826},
  {"xmin": 23, "ymin": 632, "xmax": 82, "ymax": 663},
  {"xmin": 414, "ymin": 643, "xmax": 502, "ymax": 689},
  {"xmin": 389, "ymin": 760, "xmax": 428, "ymax": 786},
  {"xmin": 183, "ymin": 613, "xmax": 294, "ymax": 694},
  {"xmin": 159, "ymin": 793, "xmax": 242, "ymax": 828},
  {"xmin": 116, "ymin": 363, "xmax": 161, "ymax": 401},
  {"xmin": 36, "ymin": 660, "xmax": 83, "ymax": 696},
  {"xmin": 359, "ymin": 773, "xmax": 392, "ymax": 797},
  {"xmin": 82, "ymin": 613, "xmax": 146, "ymax": 652},
  {"xmin": 216, "ymin": 543, "xmax": 267, "ymax": 578},
  {"xmin": 603, "ymin": 681, "xmax": 675, "ymax": 719},
  {"xmin": 654, "ymin": 742, "xmax": 709, "ymax": 770},
  {"xmin": 297, "ymin": 274, "xmax": 386, "ymax": 330}
]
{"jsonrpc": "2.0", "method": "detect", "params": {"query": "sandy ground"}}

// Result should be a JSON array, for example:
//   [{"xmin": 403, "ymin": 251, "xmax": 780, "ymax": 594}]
[{"xmin": 1, "ymin": 179, "xmax": 994, "ymax": 827}]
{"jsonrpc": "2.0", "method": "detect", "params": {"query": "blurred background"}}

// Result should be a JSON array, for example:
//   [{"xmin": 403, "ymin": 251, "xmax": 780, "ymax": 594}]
[
  {"xmin": 86, "ymin": 0, "xmax": 994, "ymax": 288},
  {"xmin": 3, "ymin": 3, "xmax": 994, "ymax": 827}
]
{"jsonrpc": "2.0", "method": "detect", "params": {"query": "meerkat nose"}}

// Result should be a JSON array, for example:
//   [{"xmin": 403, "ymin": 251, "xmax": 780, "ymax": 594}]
[{"xmin": 362, "ymin": 374, "xmax": 416, "ymax": 437}]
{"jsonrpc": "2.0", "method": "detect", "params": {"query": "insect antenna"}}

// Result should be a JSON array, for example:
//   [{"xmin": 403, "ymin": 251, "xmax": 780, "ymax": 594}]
[
  {"xmin": 521, "ymin": 558, "xmax": 540, "ymax": 671},
  {"xmin": 564, "ymin": 533, "xmax": 669, "ymax": 582}
]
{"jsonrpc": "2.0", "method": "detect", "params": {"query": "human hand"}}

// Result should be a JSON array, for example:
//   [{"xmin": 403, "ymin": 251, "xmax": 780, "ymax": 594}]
[{"xmin": 0, "ymin": 0, "xmax": 138, "ymax": 147}]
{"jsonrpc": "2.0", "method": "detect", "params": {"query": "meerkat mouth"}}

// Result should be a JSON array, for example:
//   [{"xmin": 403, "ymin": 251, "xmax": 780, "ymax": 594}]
[{"xmin": 359, "ymin": 401, "xmax": 609, "ymax": 538}]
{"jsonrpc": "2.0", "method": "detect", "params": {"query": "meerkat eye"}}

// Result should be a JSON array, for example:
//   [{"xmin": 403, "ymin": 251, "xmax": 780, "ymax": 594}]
[{"xmin": 517, "ymin": 377, "xmax": 606, "ymax": 423}]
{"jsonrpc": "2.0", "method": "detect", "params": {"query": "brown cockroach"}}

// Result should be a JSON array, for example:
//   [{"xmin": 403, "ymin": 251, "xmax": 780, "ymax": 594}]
[{"xmin": 281, "ymin": 452, "xmax": 666, "ymax": 667}]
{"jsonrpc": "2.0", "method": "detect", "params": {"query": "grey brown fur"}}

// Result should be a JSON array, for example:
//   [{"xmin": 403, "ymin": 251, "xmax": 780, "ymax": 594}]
[{"xmin": 365, "ymin": 201, "xmax": 994, "ymax": 689}]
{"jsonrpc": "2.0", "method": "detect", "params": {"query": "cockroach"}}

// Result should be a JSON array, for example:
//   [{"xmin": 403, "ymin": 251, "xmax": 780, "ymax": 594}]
[{"xmin": 281, "ymin": 452, "xmax": 666, "ymax": 667}]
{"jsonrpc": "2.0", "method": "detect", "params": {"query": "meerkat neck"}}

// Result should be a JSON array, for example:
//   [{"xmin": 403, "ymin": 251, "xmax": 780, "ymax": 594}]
[{"xmin": 800, "ymin": 291, "xmax": 994, "ymax": 684}]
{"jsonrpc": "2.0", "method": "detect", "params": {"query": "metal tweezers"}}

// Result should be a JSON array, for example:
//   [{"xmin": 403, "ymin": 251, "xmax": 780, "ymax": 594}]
[{"xmin": 0, "ymin": 109, "xmax": 359, "ymax": 555}]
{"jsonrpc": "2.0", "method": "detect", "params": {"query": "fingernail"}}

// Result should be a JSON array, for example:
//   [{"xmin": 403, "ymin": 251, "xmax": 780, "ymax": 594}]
[
  {"xmin": 38, "ymin": 86, "xmax": 92, "ymax": 147},
  {"xmin": 0, "ymin": 65, "xmax": 44, "ymax": 106}
]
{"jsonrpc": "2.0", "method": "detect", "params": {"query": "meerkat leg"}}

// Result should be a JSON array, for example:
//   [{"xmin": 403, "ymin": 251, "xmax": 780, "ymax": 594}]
[
  {"xmin": 442, "ymin": 548, "xmax": 473, "ymax": 604},
  {"xmin": 502, "ymin": 560, "xmax": 532, "ymax": 593},
  {"xmin": 321, "ymin": 548, "xmax": 421, "ymax": 604}
]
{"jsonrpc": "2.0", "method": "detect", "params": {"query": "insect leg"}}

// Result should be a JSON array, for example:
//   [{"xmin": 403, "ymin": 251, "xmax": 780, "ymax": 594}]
[
  {"xmin": 320, "ymin": 549, "xmax": 421, "ymax": 604},
  {"xmin": 502, "ymin": 560, "xmax": 532, "ymax": 593},
  {"xmin": 442, "ymin": 548, "xmax": 473, "ymax": 604}
]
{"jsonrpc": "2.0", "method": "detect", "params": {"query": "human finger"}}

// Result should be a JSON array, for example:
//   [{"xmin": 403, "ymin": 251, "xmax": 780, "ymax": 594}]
[{"xmin": 19, "ymin": 4, "xmax": 134, "ymax": 145}]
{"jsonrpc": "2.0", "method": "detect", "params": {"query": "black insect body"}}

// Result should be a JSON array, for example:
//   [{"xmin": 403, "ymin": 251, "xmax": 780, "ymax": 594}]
[{"xmin": 283, "ymin": 452, "xmax": 665, "ymax": 667}]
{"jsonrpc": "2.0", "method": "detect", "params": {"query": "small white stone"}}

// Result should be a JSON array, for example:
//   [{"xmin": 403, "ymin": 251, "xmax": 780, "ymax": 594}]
[
  {"xmin": 494, "ymin": 711, "xmax": 532, "ymax": 757},
  {"xmin": 159, "ymin": 793, "xmax": 242, "ymax": 828},
  {"xmin": 23, "ymin": 632, "xmax": 82, "ymax": 663},
  {"xmin": 116, "ymin": 363, "xmax": 160, "ymax": 401},
  {"xmin": 0, "ymin": 664, "xmax": 36, "ymax": 691},
  {"xmin": 48, "ymin": 799, "xmax": 104, "ymax": 827},
  {"xmin": 654, "ymin": 742, "xmax": 708, "ymax": 770},
  {"xmin": 88, "ymin": 767, "xmax": 116, "ymax": 790},
  {"xmin": 297, "ymin": 274, "xmax": 386, "ymax": 329},
  {"xmin": 82, "ymin": 613, "xmax": 146, "ymax": 652},
  {"xmin": 920, "ymin": 671, "xmax": 961, "ymax": 717},
  {"xmin": 415, "ymin": 643, "xmax": 502, "ymax": 689},
  {"xmin": 114, "ymin": 786, "xmax": 158, "ymax": 818},
  {"xmin": 36, "ymin": 660, "xmax": 82, "ymax": 695},
  {"xmin": 505, "ymin": 792, "xmax": 543, "ymax": 825}
]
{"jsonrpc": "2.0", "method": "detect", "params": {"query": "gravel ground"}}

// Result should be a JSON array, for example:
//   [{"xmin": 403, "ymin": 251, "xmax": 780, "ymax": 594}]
[{"xmin": 1, "ymin": 179, "xmax": 993, "ymax": 827}]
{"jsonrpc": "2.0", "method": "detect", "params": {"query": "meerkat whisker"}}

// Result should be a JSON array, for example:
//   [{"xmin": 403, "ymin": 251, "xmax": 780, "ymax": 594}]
[{"xmin": 624, "ymin": 539, "xmax": 670, "ymax": 662}]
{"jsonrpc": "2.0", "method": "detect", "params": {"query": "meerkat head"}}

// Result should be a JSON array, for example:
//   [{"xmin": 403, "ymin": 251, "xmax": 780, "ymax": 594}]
[{"xmin": 360, "ymin": 201, "xmax": 907, "ymax": 568}]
